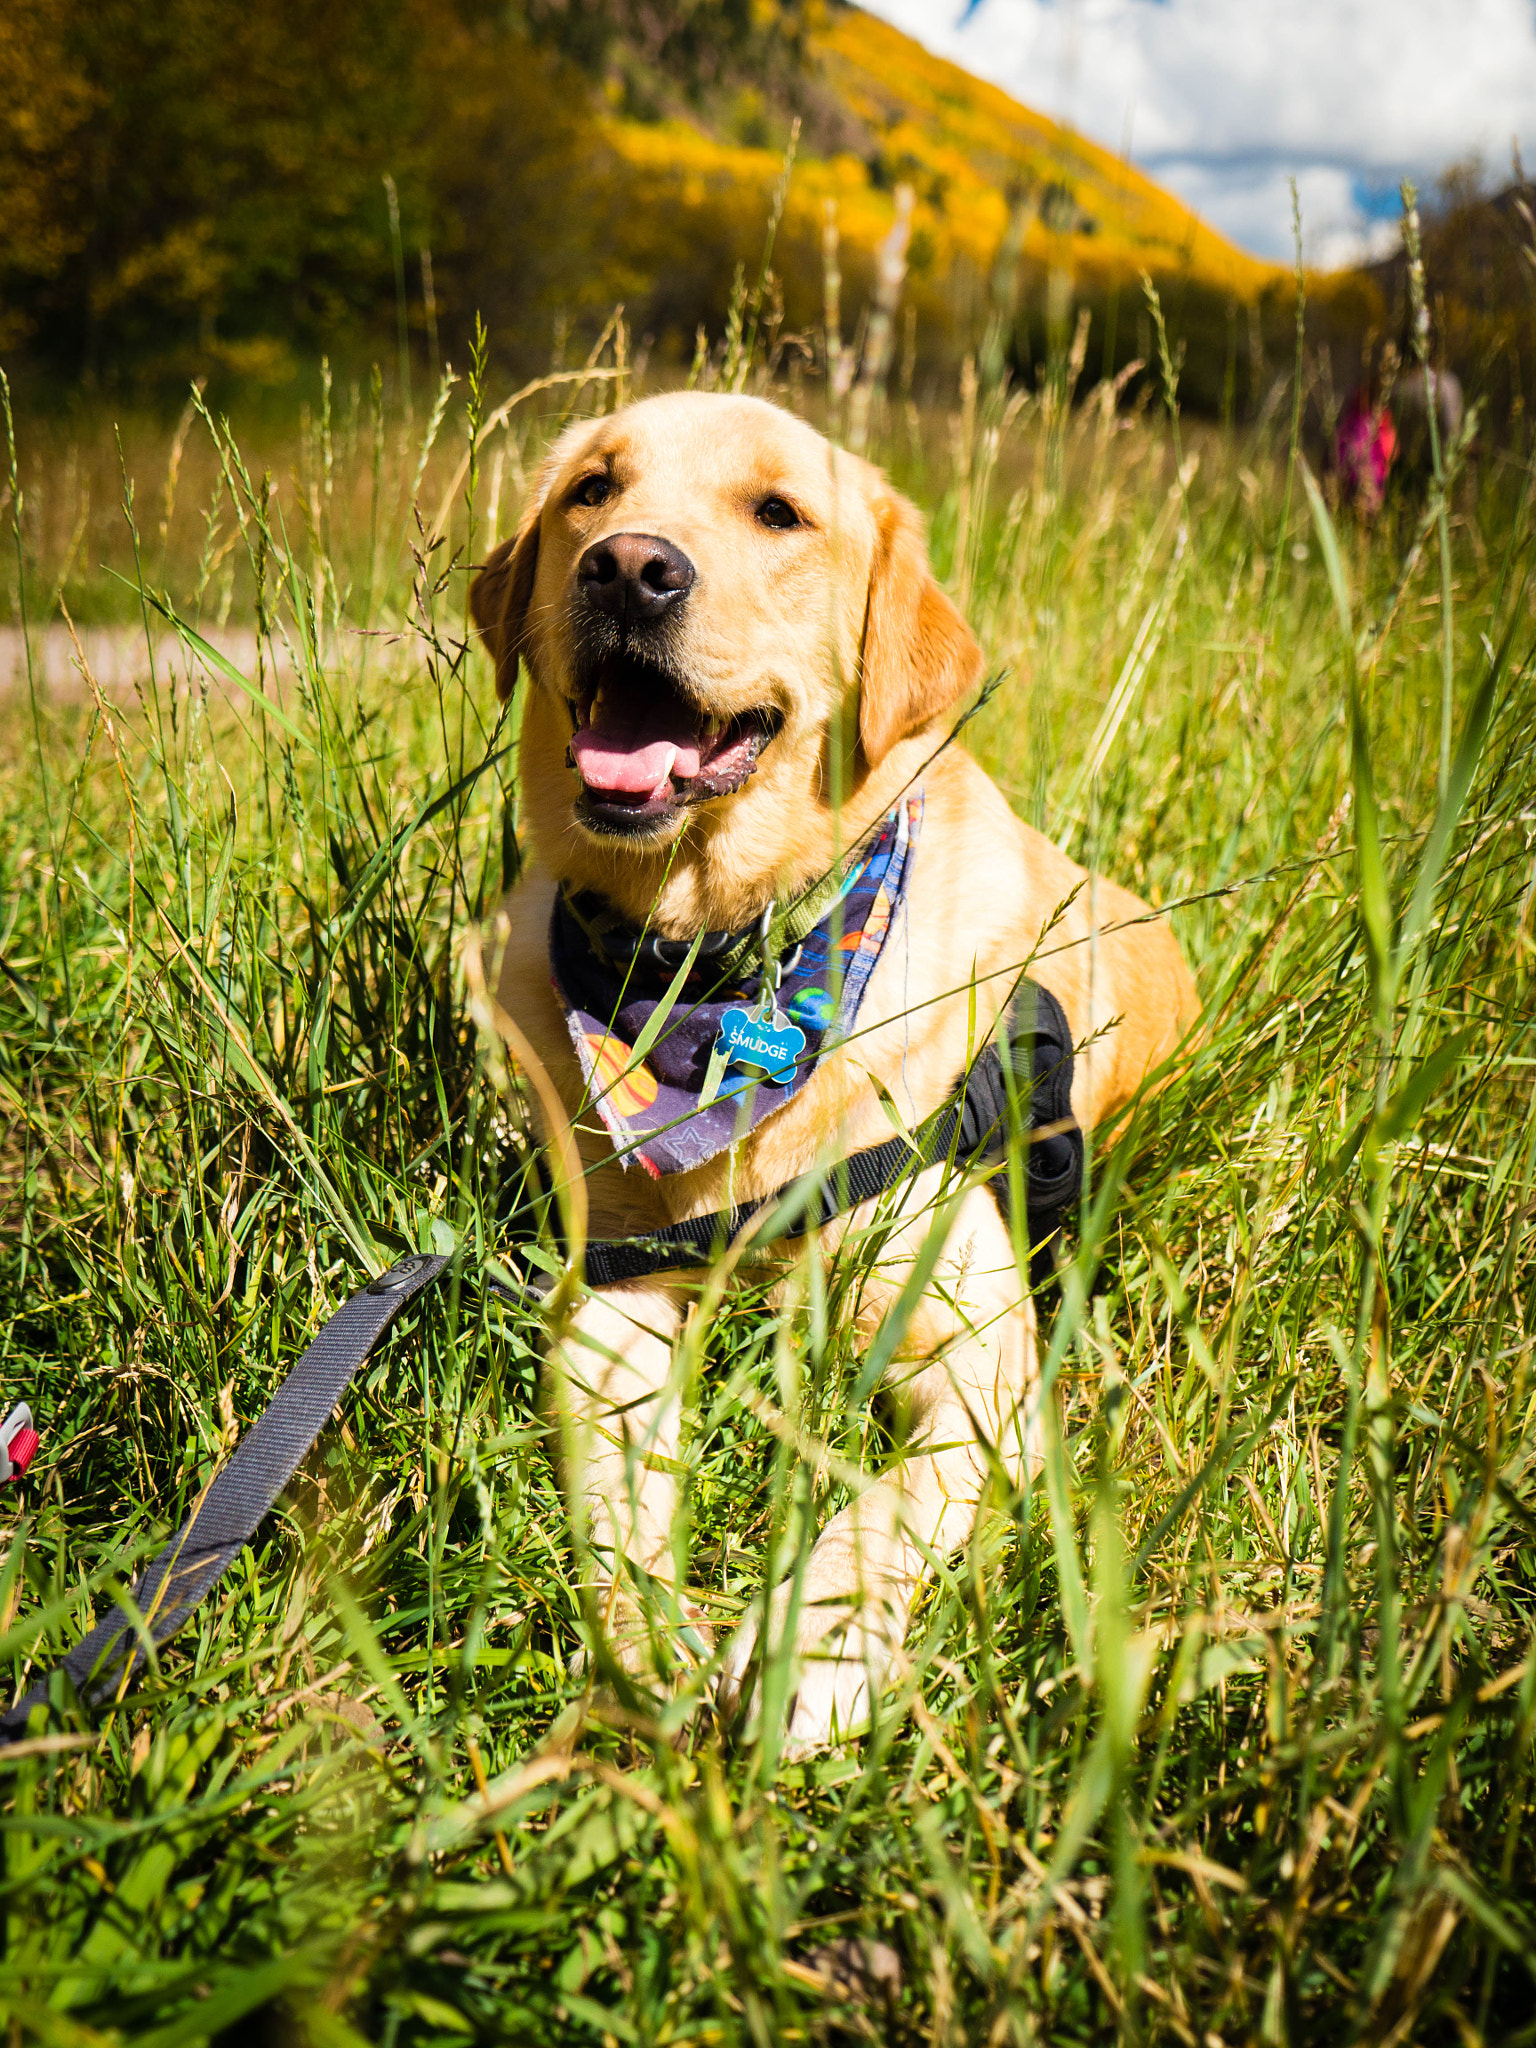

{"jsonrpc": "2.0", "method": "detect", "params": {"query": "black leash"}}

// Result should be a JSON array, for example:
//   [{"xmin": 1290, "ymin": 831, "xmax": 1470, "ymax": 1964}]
[
  {"xmin": 1, "ymin": 1253, "xmax": 448, "ymax": 1746},
  {"xmin": 1, "ymin": 983, "xmax": 1079, "ymax": 1747}
]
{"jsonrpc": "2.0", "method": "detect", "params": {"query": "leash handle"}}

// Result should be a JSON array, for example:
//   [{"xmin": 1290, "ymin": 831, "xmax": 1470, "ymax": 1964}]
[{"xmin": 1, "ymin": 1252, "xmax": 450, "ymax": 1747}]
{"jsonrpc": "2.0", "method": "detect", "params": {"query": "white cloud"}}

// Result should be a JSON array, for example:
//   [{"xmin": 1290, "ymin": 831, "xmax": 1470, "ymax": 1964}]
[
  {"xmin": 1161, "ymin": 162, "xmax": 1402, "ymax": 270},
  {"xmin": 860, "ymin": 0, "xmax": 1536, "ymax": 262}
]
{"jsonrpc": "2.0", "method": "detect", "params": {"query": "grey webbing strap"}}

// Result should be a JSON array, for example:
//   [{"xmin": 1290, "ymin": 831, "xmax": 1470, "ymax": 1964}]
[{"xmin": 1, "ymin": 1251, "xmax": 449, "ymax": 1746}]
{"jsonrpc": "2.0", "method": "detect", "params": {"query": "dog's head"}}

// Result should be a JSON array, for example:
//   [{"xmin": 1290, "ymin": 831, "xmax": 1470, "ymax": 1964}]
[{"xmin": 470, "ymin": 391, "xmax": 980, "ymax": 858}]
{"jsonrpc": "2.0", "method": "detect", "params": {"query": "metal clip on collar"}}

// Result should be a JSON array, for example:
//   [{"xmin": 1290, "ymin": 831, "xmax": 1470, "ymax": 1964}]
[
  {"xmin": 759, "ymin": 900, "xmax": 779, "ymax": 989},
  {"xmin": 757, "ymin": 900, "xmax": 802, "ymax": 990}
]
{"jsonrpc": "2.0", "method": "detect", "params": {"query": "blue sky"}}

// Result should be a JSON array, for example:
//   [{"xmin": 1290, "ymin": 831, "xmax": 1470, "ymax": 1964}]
[{"xmin": 862, "ymin": 0, "xmax": 1536, "ymax": 265}]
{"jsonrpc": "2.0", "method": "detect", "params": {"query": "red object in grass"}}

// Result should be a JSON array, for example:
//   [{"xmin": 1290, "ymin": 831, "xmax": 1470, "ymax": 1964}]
[{"xmin": 2, "ymin": 1404, "xmax": 39, "ymax": 1482}]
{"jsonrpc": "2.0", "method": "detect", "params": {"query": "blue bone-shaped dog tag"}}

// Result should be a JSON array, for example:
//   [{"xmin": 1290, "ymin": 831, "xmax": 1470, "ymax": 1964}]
[{"xmin": 713, "ymin": 1005, "xmax": 806, "ymax": 1088}]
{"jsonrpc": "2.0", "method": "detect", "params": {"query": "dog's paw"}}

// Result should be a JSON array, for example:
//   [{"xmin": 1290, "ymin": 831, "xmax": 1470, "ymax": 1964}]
[
  {"xmin": 782, "ymin": 1638, "xmax": 882, "ymax": 1754},
  {"xmin": 584, "ymin": 1590, "xmax": 717, "ymax": 1689},
  {"xmin": 718, "ymin": 1583, "xmax": 899, "ymax": 1754}
]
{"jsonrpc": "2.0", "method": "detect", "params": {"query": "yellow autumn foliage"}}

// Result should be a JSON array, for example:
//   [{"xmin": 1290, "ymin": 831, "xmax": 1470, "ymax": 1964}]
[
  {"xmin": 589, "ymin": 3, "xmax": 1293, "ymax": 403},
  {"xmin": 598, "ymin": 5, "xmax": 1280, "ymax": 319},
  {"xmin": 816, "ymin": 8, "xmax": 1278, "ymax": 298}
]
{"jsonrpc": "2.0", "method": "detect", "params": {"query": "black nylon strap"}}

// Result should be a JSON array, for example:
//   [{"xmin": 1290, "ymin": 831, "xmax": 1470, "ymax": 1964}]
[
  {"xmin": 575, "ymin": 1104, "xmax": 970, "ymax": 1289},
  {"xmin": 1, "ymin": 1251, "xmax": 449, "ymax": 1745},
  {"xmin": 543, "ymin": 978, "xmax": 1084, "ymax": 1292}
]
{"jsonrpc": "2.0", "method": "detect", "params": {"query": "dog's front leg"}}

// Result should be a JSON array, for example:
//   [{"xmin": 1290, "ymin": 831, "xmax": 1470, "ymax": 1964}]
[
  {"xmin": 719, "ymin": 1181, "xmax": 1040, "ymax": 1750},
  {"xmin": 548, "ymin": 1280, "xmax": 703, "ymax": 1676}
]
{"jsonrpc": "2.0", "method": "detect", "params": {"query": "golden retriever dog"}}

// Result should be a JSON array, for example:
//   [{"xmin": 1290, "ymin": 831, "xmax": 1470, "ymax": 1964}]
[{"xmin": 471, "ymin": 390, "xmax": 1197, "ymax": 1748}]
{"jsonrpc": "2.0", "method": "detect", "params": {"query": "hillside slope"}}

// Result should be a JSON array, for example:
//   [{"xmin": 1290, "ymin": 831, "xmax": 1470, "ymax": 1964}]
[
  {"xmin": 589, "ymin": 2, "xmax": 1282, "ymax": 403},
  {"xmin": 815, "ymin": 8, "xmax": 1276, "ymax": 300}
]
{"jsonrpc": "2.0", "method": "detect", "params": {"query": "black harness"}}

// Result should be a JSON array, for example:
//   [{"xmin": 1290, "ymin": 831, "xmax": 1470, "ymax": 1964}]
[
  {"xmin": 1, "ymin": 979, "xmax": 1080, "ymax": 1747},
  {"xmin": 555, "ymin": 975, "xmax": 1082, "ymax": 1291}
]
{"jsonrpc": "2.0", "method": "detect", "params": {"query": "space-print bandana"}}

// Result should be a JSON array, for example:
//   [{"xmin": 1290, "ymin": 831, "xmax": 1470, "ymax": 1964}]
[{"xmin": 550, "ymin": 795, "xmax": 923, "ymax": 1177}]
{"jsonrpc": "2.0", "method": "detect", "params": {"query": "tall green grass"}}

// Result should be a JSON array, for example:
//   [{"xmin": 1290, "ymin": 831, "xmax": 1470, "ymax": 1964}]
[{"xmin": 2, "ymin": 288, "xmax": 1535, "ymax": 2047}]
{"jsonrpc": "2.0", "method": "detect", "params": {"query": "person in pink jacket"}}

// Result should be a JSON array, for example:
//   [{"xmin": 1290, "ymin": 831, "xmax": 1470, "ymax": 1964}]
[{"xmin": 1335, "ymin": 382, "xmax": 1399, "ymax": 514}]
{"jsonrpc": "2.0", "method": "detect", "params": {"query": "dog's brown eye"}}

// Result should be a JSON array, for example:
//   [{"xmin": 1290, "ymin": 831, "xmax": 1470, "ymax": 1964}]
[
  {"xmin": 756, "ymin": 496, "xmax": 800, "ymax": 530},
  {"xmin": 573, "ymin": 474, "xmax": 611, "ymax": 509}
]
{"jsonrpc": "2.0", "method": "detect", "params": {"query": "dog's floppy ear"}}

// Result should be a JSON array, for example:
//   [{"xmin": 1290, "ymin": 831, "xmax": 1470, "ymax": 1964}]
[
  {"xmin": 470, "ymin": 501, "xmax": 541, "ymax": 703},
  {"xmin": 858, "ymin": 488, "xmax": 982, "ymax": 766}
]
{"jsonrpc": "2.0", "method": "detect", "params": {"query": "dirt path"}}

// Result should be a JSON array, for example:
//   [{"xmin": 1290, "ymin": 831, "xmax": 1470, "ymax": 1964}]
[{"xmin": 0, "ymin": 625, "xmax": 305, "ymax": 704}]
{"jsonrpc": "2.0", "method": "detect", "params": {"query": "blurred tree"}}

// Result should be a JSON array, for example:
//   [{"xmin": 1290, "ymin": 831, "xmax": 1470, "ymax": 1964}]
[
  {"xmin": 521, "ymin": 0, "xmax": 812, "ymax": 100},
  {"xmin": 1353, "ymin": 157, "xmax": 1536, "ymax": 444},
  {"xmin": 420, "ymin": 7, "xmax": 635, "ymax": 346},
  {"xmin": 7, "ymin": 0, "xmax": 431, "ymax": 378},
  {"xmin": 0, "ymin": 0, "xmax": 680, "ymax": 384},
  {"xmin": 1419, "ymin": 161, "xmax": 1536, "ymax": 436},
  {"xmin": 0, "ymin": 0, "xmax": 97, "ymax": 350}
]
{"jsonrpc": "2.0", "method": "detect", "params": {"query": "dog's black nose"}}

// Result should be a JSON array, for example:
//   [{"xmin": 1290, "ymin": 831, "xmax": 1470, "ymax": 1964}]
[{"xmin": 577, "ymin": 532, "xmax": 695, "ymax": 626}]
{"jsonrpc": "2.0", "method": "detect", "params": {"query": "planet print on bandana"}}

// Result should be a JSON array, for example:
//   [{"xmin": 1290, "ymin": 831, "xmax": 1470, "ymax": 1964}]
[
  {"xmin": 785, "ymin": 984, "xmax": 834, "ymax": 1033},
  {"xmin": 552, "ymin": 794, "xmax": 923, "ymax": 1178},
  {"xmin": 580, "ymin": 1032, "xmax": 659, "ymax": 1117}
]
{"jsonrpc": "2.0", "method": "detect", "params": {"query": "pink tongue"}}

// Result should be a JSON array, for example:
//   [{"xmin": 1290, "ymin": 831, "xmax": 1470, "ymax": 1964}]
[{"xmin": 571, "ymin": 705, "xmax": 704, "ymax": 797}]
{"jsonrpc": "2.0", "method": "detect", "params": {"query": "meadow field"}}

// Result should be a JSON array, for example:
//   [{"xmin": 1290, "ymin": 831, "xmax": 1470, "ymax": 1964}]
[{"xmin": 2, "ymin": 278, "xmax": 1535, "ymax": 2046}]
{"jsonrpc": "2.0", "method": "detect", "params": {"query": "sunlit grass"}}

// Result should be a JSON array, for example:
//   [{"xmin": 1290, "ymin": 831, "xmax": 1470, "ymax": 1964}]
[{"xmin": 2, "ymin": 294, "xmax": 1534, "ymax": 2047}]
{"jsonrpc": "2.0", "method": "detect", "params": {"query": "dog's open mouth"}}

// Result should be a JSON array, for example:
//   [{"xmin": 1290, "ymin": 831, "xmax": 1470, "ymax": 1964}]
[{"xmin": 567, "ymin": 653, "xmax": 780, "ymax": 833}]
